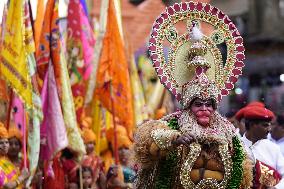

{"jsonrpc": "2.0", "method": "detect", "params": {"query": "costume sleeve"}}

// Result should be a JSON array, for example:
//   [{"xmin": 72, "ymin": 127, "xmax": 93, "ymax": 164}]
[
  {"xmin": 133, "ymin": 120, "xmax": 180, "ymax": 169},
  {"xmin": 240, "ymin": 154, "xmax": 253, "ymax": 189},
  {"xmin": 274, "ymin": 147, "xmax": 284, "ymax": 189}
]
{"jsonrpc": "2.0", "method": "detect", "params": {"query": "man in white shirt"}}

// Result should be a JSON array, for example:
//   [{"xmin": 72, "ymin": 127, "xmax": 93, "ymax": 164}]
[
  {"xmin": 237, "ymin": 103, "xmax": 284, "ymax": 189},
  {"xmin": 268, "ymin": 114, "xmax": 284, "ymax": 156}
]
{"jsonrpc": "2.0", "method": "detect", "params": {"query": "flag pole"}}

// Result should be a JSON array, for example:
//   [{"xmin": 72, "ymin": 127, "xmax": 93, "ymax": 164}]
[
  {"xmin": 79, "ymin": 166, "xmax": 83, "ymax": 189},
  {"xmin": 6, "ymin": 89, "xmax": 13, "ymax": 129},
  {"xmin": 110, "ymin": 81, "xmax": 119, "ymax": 165},
  {"xmin": 23, "ymin": 110, "xmax": 27, "ymax": 168}
]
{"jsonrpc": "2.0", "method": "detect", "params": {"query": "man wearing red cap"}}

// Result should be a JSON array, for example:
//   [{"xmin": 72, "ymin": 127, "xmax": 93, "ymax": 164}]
[
  {"xmin": 235, "ymin": 101, "xmax": 266, "ymax": 137},
  {"xmin": 237, "ymin": 103, "xmax": 284, "ymax": 189}
]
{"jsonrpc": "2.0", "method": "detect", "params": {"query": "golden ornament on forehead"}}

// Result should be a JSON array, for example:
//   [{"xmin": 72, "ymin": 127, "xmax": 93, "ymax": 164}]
[{"xmin": 148, "ymin": 1, "xmax": 245, "ymax": 103}]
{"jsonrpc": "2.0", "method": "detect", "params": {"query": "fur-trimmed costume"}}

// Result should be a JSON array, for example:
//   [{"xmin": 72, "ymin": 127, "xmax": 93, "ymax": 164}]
[{"xmin": 133, "ymin": 1, "xmax": 253, "ymax": 188}]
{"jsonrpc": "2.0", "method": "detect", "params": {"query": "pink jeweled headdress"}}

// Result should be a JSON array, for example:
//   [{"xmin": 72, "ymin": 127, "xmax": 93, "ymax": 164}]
[{"xmin": 148, "ymin": 1, "xmax": 245, "ymax": 108}]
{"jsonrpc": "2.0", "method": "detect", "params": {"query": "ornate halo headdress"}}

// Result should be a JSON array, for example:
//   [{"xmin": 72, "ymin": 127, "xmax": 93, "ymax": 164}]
[{"xmin": 148, "ymin": 1, "xmax": 245, "ymax": 109}]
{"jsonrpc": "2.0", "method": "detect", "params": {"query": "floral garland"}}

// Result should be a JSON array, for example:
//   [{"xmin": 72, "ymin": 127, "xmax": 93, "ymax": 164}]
[
  {"xmin": 154, "ymin": 118, "xmax": 179, "ymax": 188},
  {"xmin": 154, "ymin": 150, "xmax": 178, "ymax": 189},
  {"xmin": 227, "ymin": 136, "xmax": 245, "ymax": 189},
  {"xmin": 168, "ymin": 118, "xmax": 179, "ymax": 130}
]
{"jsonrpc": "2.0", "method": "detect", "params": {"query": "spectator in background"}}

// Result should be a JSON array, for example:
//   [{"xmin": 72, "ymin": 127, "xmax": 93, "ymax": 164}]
[
  {"xmin": 81, "ymin": 128, "xmax": 106, "ymax": 189},
  {"xmin": 106, "ymin": 165, "xmax": 132, "ymax": 189},
  {"xmin": 106, "ymin": 124, "xmax": 136, "ymax": 185},
  {"xmin": 61, "ymin": 148, "xmax": 79, "ymax": 189},
  {"xmin": 268, "ymin": 114, "xmax": 284, "ymax": 156},
  {"xmin": 8, "ymin": 125, "xmax": 23, "ymax": 169},
  {"xmin": 81, "ymin": 166, "xmax": 95, "ymax": 189},
  {"xmin": 0, "ymin": 122, "xmax": 29, "ymax": 188},
  {"xmin": 235, "ymin": 101, "xmax": 266, "ymax": 136},
  {"xmin": 43, "ymin": 148, "xmax": 79, "ymax": 189},
  {"xmin": 106, "ymin": 125, "xmax": 135, "ymax": 188},
  {"xmin": 118, "ymin": 147, "xmax": 136, "ymax": 184},
  {"xmin": 237, "ymin": 104, "xmax": 284, "ymax": 189},
  {"xmin": 68, "ymin": 182, "xmax": 79, "ymax": 189}
]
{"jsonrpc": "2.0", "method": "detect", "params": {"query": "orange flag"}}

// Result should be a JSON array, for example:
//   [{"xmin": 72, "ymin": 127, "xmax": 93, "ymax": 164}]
[
  {"xmin": 95, "ymin": 0, "xmax": 134, "ymax": 138},
  {"xmin": 36, "ymin": 0, "xmax": 61, "ymax": 86},
  {"xmin": 34, "ymin": 0, "xmax": 45, "ymax": 50}
]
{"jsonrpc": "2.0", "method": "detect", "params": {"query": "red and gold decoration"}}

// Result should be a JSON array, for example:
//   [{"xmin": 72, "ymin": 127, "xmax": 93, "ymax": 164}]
[{"xmin": 148, "ymin": 1, "xmax": 245, "ymax": 103}]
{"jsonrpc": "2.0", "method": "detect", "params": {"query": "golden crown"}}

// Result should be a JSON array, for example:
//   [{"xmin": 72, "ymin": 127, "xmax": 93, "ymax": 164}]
[{"xmin": 148, "ymin": 1, "xmax": 245, "ymax": 105}]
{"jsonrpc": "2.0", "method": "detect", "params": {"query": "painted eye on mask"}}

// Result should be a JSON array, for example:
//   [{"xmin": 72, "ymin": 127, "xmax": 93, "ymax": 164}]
[
  {"xmin": 193, "ymin": 102, "xmax": 202, "ymax": 107},
  {"xmin": 193, "ymin": 102, "xmax": 212, "ymax": 107},
  {"xmin": 205, "ymin": 103, "xmax": 213, "ymax": 107}
]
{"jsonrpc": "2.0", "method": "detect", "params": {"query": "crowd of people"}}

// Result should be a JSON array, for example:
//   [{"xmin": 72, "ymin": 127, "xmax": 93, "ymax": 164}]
[
  {"xmin": 227, "ymin": 102, "xmax": 284, "ymax": 188},
  {"xmin": 1, "ymin": 100, "xmax": 284, "ymax": 189},
  {"xmin": 0, "ymin": 118, "xmax": 136, "ymax": 189}
]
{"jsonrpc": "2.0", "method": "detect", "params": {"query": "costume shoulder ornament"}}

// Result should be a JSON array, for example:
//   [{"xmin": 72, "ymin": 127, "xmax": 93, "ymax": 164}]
[{"xmin": 148, "ymin": 1, "xmax": 245, "ymax": 108}]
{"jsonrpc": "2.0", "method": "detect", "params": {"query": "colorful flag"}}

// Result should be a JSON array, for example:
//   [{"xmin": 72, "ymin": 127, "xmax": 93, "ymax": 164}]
[
  {"xmin": 0, "ymin": 0, "xmax": 33, "ymax": 108},
  {"xmin": 80, "ymin": 0, "xmax": 89, "ymax": 17},
  {"xmin": 85, "ymin": 0, "xmax": 109, "ymax": 105},
  {"xmin": 95, "ymin": 0, "xmax": 134, "ymax": 137},
  {"xmin": 60, "ymin": 51, "xmax": 86, "ymax": 159},
  {"xmin": 1, "ymin": 1, "xmax": 44, "ymax": 183},
  {"xmin": 67, "ymin": 0, "xmax": 95, "ymax": 79},
  {"xmin": 0, "ymin": 4, "xmax": 8, "ymax": 101},
  {"xmin": 36, "ymin": 0, "xmax": 61, "ymax": 86},
  {"xmin": 24, "ymin": 0, "xmax": 43, "ymax": 182},
  {"xmin": 11, "ymin": 96, "xmax": 24, "ymax": 130},
  {"xmin": 0, "ymin": 3, "xmax": 7, "ymax": 43},
  {"xmin": 0, "ymin": 79, "xmax": 7, "ymax": 101},
  {"xmin": 34, "ymin": 0, "xmax": 45, "ymax": 50},
  {"xmin": 129, "ymin": 55, "xmax": 149, "ymax": 125},
  {"xmin": 37, "ymin": 0, "xmax": 86, "ymax": 158},
  {"xmin": 40, "ymin": 62, "xmax": 68, "ymax": 161},
  {"xmin": 67, "ymin": 0, "xmax": 95, "ymax": 121},
  {"xmin": 91, "ymin": 98, "xmax": 102, "ymax": 154},
  {"xmin": 26, "ymin": 53, "xmax": 43, "ymax": 185}
]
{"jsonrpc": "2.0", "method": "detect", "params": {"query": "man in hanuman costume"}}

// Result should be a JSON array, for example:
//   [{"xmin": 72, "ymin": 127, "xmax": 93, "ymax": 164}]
[{"xmin": 133, "ymin": 2, "xmax": 253, "ymax": 189}]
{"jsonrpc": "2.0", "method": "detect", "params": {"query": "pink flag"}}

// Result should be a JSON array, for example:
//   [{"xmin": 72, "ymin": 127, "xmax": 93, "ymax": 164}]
[
  {"xmin": 11, "ymin": 96, "xmax": 28, "ymax": 168},
  {"xmin": 67, "ymin": 0, "xmax": 95, "ymax": 121},
  {"xmin": 40, "ymin": 62, "xmax": 68, "ymax": 161},
  {"xmin": 11, "ymin": 97, "xmax": 24, "ymax": 130},
  {"xmin": 67, "ymin": 0, "xmax": 95, "ymax": 80}
]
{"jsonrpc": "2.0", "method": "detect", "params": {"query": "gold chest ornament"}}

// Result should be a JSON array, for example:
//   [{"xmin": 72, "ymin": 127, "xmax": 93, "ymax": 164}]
[{"xmin": 180, "ymin": 142, "xmax": 233, "ymax": 189}]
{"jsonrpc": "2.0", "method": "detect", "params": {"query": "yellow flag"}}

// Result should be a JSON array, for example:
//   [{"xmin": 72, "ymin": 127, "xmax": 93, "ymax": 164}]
[{"xmin": 0, "ymin": 0, "xmax": 33, "ymax": 108}]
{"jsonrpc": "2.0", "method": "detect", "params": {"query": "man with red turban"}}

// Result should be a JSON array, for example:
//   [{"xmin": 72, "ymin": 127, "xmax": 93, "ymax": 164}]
[{"xmin": 237, "ymin": 103, "xmax": 284, "ymax": 189}]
